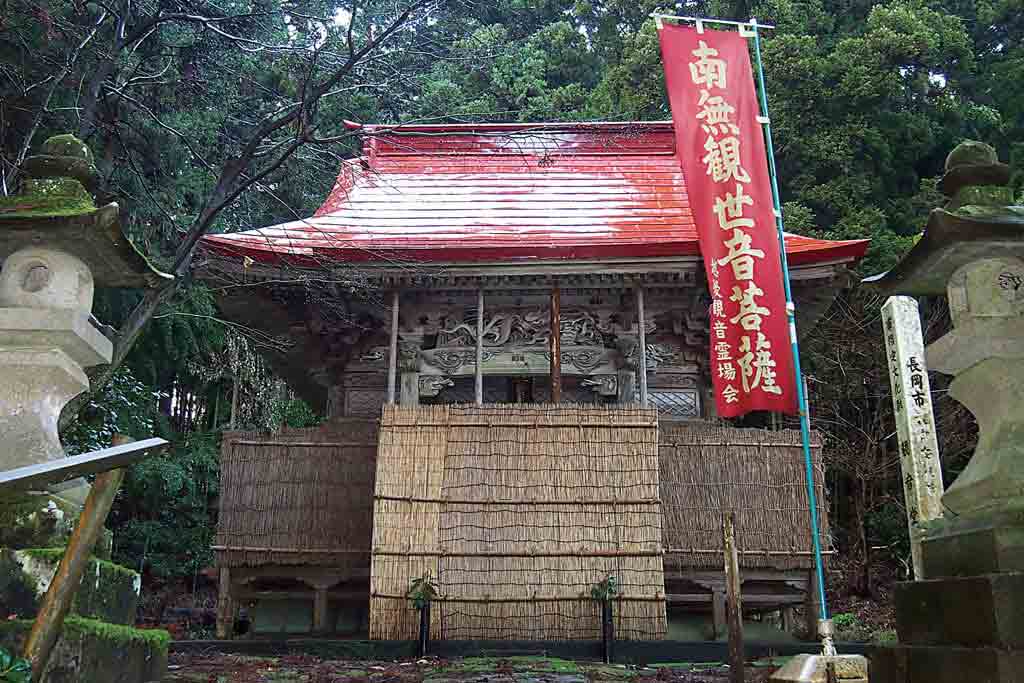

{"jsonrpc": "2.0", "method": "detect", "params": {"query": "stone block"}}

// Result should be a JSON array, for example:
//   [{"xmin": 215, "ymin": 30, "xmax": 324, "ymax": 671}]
[
  {"xmin": 920, "ymin": 513, "xmax": 1024, "ymax": 578},
  {"xmin": 2, "ymin": 548, "xmax": 140, "ymax": 626},
  {"xmin": 869, "ymin": 643, "xmax": 1024, "ymax": 683},
  {"xmin": 895, "ymin": 572, "xmax": 1024, "ymax": 649},
  {"xmin": 0, "ymin": 616, "xmax": 168, "ymax": 683},
  {"xmin": 769, "ymin": 654, "xmax": 868, "ymax": 682}
]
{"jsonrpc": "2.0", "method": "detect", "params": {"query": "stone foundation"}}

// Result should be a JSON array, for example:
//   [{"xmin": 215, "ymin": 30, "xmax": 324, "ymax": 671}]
[
  {"xmin": 870, "ymin": 518, "xmax": 1024, "ymax": 682},
  {"xmin": 0, "ymin": 617, "xmax": 168, "ymax": 683}
]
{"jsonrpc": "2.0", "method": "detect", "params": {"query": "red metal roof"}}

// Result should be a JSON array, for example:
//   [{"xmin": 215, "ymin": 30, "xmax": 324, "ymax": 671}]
[{"xmin": 200, "ymin": 121, "xmax": 868, "ymax": 267}]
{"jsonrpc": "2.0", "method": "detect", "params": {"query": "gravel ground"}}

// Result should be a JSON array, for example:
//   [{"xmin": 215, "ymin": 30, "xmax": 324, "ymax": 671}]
[{"xmin": 165, "ymin": 653, "xmax": 781, "ymax": 683}]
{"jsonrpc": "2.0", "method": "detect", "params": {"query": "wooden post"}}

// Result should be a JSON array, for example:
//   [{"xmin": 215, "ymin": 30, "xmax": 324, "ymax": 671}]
[
  {"xmin": 400, "ymin": 372, "xmax": 420, "ymax": 406},
  {"xmin": 712, "ymin": 590, "xmax": 726, "ymax": 640},
  {"xmin": 215, "ymin": 568, "xmax": 236, "ymax": 639},
  {"xmin": 229, "ymin": 376, "xmax": 239, "ymax": 429},
  {"xmin": 635, "ymin": 285, "xmax": 648, "ymax": 407},
  {"xmin": 722, "ymin": 512, "xmax": 744, "ymax": 683},
  {"xmin": 312, "ymin": 586, "xmax": 330, "ymax": 635},
  {"xmin": 617, "ymin": 370, "xmax": 636, "ymax": 405},
  {"xmin": 23, "ymin": 467, "xmax": 126, "ymax": 680},
  {"xmin": 386, "ymin": 290, "xmax": 399, "ymax": 405},
  {"xmin": 476, "ymin": 289, "xmax": 484, "ymax": 406},
  {"xmin": 781, "ymin": 606, "xmax": 796, "ymax": 635},
  {"xmin": 804, "ymin": 568, "xmax": 821, "ymax": 640},
  {"xmin": 549, "ymin": 284, "xmax": 562, "ymax": 403}
]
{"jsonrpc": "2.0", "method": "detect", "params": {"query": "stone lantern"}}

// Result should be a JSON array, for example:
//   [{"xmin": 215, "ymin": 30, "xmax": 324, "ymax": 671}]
[
  {"xmin": 0, "ymin": 134, "xmax": 171, "ymax": 508},
  {"xmin": 865, "ymin": 141, "xmax": 1024, "ymax": 682}
]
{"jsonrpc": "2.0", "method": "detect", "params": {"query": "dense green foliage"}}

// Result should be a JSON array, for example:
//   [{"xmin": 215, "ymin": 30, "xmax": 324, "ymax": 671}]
[
  {"xmin": 0, "ymin": 646, "xmax": 31, "ymax": 683},
  {"xmin": 2, "ymin": 0, "xmax": 1020, "ymax": 593}
]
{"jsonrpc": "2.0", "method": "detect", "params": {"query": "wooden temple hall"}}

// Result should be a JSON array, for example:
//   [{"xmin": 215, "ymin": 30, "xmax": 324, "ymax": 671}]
[{"xmin": 197, "ymin": 122, "xmax": 867, "ymax": 641}]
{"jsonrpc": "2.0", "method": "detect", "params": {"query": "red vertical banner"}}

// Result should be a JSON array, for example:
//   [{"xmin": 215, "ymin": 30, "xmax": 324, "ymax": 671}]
[{"xmin": 658, "ymin": 23, "xmax": 797, "ymax": 417}]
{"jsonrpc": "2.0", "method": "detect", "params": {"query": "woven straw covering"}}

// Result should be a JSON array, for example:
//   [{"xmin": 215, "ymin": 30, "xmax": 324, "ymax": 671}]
[
  {"xmin": 659, "ymin": 423, "xmax": 829, "ymax": 572},
  {"xmin": 214, "ymin": 419, "xmax": 379, "ymax": 568},
  {"xmin": 369, "ymin": 404, "xmax": 667, "ymax": 641}
]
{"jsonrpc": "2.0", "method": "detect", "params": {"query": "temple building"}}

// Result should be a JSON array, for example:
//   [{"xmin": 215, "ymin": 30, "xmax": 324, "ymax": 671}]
[{"xmin": 198, "ymin": 121, "xmax": 867, "ymax": 641}]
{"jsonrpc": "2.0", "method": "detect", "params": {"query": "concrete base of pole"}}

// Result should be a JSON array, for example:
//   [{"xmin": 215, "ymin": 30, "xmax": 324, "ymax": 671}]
[{"xmin": 770, "ymin": 654, "xmax": 869, "ymax": 682}]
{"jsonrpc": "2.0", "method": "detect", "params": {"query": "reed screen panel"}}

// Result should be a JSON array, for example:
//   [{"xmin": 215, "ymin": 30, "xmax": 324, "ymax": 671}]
[
  {"xmin": 370, "ymin": 404, "xmax": 667, "ymax": 641},
  {"xmin": 214, "ymin": 419, "xmax": 379, "ymax": 569},
  {"xmin": 659, "ymin": 423, "xmax": 829, "ymax": 572}
]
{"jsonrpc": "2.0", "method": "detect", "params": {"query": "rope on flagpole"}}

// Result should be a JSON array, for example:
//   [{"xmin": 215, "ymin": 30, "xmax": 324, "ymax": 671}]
[{"xmin": 653, "ymin": 10, "xmax": 835, "ymax": 656}]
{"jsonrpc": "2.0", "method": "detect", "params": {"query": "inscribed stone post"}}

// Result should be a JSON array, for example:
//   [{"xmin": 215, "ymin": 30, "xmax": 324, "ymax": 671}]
[{"xmin": 881, "ymin": 296, "xmax": 944, "ymax": 578}]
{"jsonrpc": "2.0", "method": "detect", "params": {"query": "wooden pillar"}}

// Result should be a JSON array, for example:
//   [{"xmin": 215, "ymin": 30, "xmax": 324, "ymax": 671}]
[
  {"xmin": 549, "ymin": 284, "xmax": 562, "ymax": 403},
  {"xmin": 711, "ymin": 590, "xmax": 726, "ymax": 640},
  {"xmin": 400, "ymin": 372, "xmax": 420, "ymax": 406},
  {"xmin": 215, "ymin": 568, "xmax": 236, "ymax": 639},
  {"xmin": 229, "ymin": 376, "xmax": 239, "ymax": 428},
  {"xmin": 24, "ymin": 467, "xmax": 126, "ymax": 679},
  {"xmin": 386, "ymin": 290, "xmax": 399, "ymax": 405},
  {"xmin": 312, "ymin": 585, "xmax": 330, "ymax": 635},
  {"xmin": 635, "ymin": 285, "xmax": 649, "ymax": 407},
  {"xmin": 616, "ymin": 370, "xmax": 636, "ymax": 404},
  {"xmin": 804, "ymin": 568, "xmax": 821, "ymax": 640},
  {"xmin": 723, "ymin": 511, "xmax": 744, "ymax": 683},
  {"xmin": 781, "ymin": 606, "xmax": 796, "ymax": 635},
  {"xmin": 475, "ymin": 289, "xmax": 484, "ymax": 406}
]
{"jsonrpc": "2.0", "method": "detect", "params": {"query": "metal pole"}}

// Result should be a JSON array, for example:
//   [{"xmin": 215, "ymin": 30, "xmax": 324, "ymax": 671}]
[
  {"xmin": 417, "ymin": 602, "xmax": 430, "ymax": 657},
  {"xmin": 601, "ymin": 599, "xmax": 614, "ymax": 664},
  {"xmin": 476, "ymin": 289, "xmax": 484, "ymax": 406},
  {"xmin": 386, "ymin": 290, "xmax": 399, "ymax": 405},
  {"xmin": 636, "ymin": 285, "xmax": 649, "ymax": 407},
  {"xmin": 550, "ymin": 284, "xmax": 562, "ymax": 403},
  {"xmin": 749, "ymin": 19, "xmax": 832, "ymax": 648}
]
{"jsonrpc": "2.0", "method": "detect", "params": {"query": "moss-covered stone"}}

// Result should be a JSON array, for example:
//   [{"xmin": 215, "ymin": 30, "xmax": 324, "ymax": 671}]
[
  {"xmin": 7, "ymin": 549, "xmax": 141, "ymax": 626},
  {"xmin": 0, "ymin": 549, "xmax": 38, "ymax": 619},
  {"xmin": 0, "ymin": 178, "xmax": 96, "ymax": 218},
  {"xmin": 0, "ymin": 617, "xmax": 168, "ymax": 683}
]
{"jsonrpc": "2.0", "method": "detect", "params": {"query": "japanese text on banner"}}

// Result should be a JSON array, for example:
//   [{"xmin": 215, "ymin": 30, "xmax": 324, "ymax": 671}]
[{"xmin": 659, "ymin": 24, "xmax": 797, "ymax": 416}]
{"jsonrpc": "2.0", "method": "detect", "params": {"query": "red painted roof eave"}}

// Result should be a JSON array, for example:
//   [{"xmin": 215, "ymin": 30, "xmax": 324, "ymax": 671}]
[{"xmin": 200, "ymin": 235, "xmax": 869, "ymax": 269}]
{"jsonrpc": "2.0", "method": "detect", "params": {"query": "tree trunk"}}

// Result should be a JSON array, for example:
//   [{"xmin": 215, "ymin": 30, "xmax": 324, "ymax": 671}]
[{"xmin": 849, "ymin": 477, "xmax": 871, "ymax": 597}]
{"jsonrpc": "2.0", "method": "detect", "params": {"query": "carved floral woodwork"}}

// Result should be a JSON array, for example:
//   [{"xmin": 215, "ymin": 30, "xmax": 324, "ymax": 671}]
[
  {"xmin": 418, "ymin": 375, "xmax": 454, "ymax": 397},
  {"xmin": 439, "ymin": 307, "xmax": 613, "ymax": 347}
]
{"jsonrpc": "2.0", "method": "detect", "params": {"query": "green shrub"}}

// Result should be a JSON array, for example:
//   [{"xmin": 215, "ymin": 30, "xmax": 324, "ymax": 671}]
[{"xmin": 0, "ymin": 646, "xmax": 30, "ymax": 683}]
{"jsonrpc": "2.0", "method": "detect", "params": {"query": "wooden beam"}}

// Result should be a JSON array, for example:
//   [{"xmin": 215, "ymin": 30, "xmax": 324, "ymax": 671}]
[
  {"xmin": 0, "ymin": 438, "xmax": 167, "ymax": 494},
  {"xmin": 636, "ymin": 285, "xmax": 649, "ymax": 406},
  {"xmin": 24, "ymin": 467, "xmax": 126, "ymax": 680},
  {"xmin": 549, "ymin": 284, "xmax": 562, "ymax": 403},
  {"xmin": 234, "ymin": 589, "xmax": 368, "ymax": 602},
  {"xmin": 386, "ymin": 290, "xmax": 399, "ymax": 405},
  {"xmin": 723, "ymin": 512, "xmax": 744, "ymax": 683},
  {"xmin": 476, "ymin": 289, "xmax": 484, "ymax": 405},
  {"xmin": 666, "ymin": 593, "xmax": 804, "ymax": 607}
]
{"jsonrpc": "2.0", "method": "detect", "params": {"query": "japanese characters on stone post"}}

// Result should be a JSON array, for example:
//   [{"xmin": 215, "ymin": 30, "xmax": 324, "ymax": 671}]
[{"xmin": 881, "ymin": 295, "xmax": 943, "ymax": 577}]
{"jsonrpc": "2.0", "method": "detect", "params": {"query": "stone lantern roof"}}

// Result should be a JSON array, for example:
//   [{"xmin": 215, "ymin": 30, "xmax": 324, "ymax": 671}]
[
  {"xmin": 0, "ymin": 134, "xmax": 172, "ymax": 288},
  {"xmin": 863, "ymin": 141, "xmax": 1024, "ymax": 295}
]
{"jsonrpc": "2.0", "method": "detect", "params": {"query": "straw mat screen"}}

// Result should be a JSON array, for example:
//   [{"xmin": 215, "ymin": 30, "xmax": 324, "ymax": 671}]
[{"xmin": 370, "ymin": 404, "xmax": 667, "ymax": 641}]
